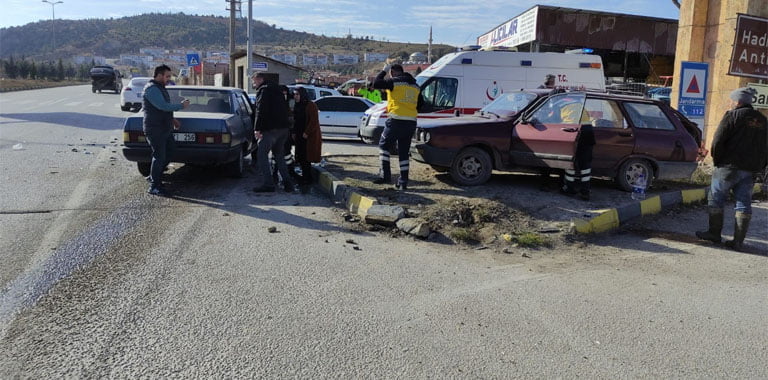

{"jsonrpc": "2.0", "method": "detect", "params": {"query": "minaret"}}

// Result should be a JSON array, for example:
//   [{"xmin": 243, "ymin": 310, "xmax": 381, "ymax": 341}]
[{"xmin": 428, "ymin": 25, "xmax": 433, "ymax": 64}]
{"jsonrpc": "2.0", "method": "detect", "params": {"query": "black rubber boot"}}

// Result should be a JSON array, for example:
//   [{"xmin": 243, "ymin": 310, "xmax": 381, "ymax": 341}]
[
  {"xmin": 724, "ymin": 212, "xmax": 751, "ymax": 252},
  {"xmin": 695, "ymin": 207, "xmax": 724, "ymax": 243}
]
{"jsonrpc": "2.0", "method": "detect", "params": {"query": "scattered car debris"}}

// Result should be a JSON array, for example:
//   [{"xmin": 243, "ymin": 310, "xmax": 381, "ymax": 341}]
[{"xmin": 267, "ymin": 226, "xmax": 278, "ymax": 233}]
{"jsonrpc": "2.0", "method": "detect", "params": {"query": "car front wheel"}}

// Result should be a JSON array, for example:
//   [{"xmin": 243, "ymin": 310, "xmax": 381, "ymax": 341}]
[
  {"xmin": 450, "ymin": 147, "xmax": 493, "ymax": 186},
  {"xmin": 616, "ymin": 158, "xmax": 653, "ymax": 192},
  {"xmin": 137, "ymin": 162, "xmax": 151, "ymax": 177},
  {"xmin": 121, "ymin": 105, "xmax": 130, "ymax": 112}
]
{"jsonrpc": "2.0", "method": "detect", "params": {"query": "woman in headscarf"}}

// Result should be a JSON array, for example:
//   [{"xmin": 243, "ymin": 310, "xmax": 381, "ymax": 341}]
[{"xmin": 292, "ymin": 86, "xmax": 322, "ymax": 186}]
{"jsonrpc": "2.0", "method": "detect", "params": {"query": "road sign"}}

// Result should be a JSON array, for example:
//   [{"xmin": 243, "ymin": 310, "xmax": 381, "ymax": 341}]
[
  {"xmin": 678, "ymin": 61, "xmax": 709, "ymax": 128},
  {"xmin": 186, "ymin": 54, "xmax": 201, "ymax": 67},
  {"xmin": 252, "ymin": 62, "xmax": 268, "ymax": 71},
  {"xmin": 747, "ymin": 83, "xmax": 768, "ymax": 109}
]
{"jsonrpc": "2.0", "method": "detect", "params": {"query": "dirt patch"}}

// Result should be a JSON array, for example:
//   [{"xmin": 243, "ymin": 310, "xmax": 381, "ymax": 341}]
[{"xmin": 323, "ymin": 155, "xmax": 705, "ymax": 248}]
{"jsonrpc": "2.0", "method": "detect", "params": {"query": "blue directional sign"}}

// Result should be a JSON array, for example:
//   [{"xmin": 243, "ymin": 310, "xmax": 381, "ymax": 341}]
[
  {"xmin": 186, "ymin": 53, "xmax": 201, "ymax": 67},
  {"xmin": 252, "ymin": 62, "xmax": 268, "ymax": 71},
  {"xmin": 678, "ymin": 61, "xmax": 709, "ymax": 124}
]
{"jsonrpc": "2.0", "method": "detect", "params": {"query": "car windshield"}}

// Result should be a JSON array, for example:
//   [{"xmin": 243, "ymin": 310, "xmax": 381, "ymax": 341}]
[
  {"xmin": 168, "ymin": 88, "xmax": 232, "ymax": 114},
  {"xmin": 479, "ymin": 92, "xmax": 538, "ymax": 118},
  {"xmin": 131, "ymin": 79, "xmax": 148, "ymax": 89}
]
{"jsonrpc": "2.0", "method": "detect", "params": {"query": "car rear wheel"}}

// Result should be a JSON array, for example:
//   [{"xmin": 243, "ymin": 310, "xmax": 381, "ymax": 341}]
[
  {"xmin": 450, "ymin": 147, "xmax": 492, "ymax": 186},
  {"xmin": 226, "ymin": 149, "xmax": 245, "ymax": 178},
  {"xmin": 616, "ymin": 158, "xmax": 654, "ymax": 192},
  {"xmin": 137, "ymin": 162, "xmax": 151, "ymax": 177},
  {"xmin": 120, "ymin": 105, "xmax": 130, "ymax": 112}
]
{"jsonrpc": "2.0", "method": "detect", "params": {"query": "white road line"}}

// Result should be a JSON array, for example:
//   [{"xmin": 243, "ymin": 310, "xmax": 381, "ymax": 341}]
[
  {"xmin": 38, "ymin": 99, "xmax": 66, "ymax": 106},
  {"xmin": 64, "ymin": 101, "xmax": 83, "ymax": 107},
  {"xmin": 88, "ymin": 102, "xmax": 104, "ymax": 107}
]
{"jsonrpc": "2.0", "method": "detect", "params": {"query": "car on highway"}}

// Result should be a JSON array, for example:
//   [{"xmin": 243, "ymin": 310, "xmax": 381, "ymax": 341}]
[
  {"xmin": 120, "ymin": 77, "xmax": 151, "ymax": 112},
  {"xmin": 89, "ymin": 65, "xmax": 123, "ymax": 94},
  {"xmin": 410, "ymin": 89, "xmax": 702, "ymax": 191},
  {"xmin": 314, "ymin": 96, "xmax": 374, "ymax": 138},
  {"xmin": 122, "ymin": 86, "xmax": 256, "ymax": 177}
]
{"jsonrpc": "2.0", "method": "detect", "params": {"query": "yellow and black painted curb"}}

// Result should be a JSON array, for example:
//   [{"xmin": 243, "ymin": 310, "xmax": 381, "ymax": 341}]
[
  {"xmin": 312, "ymin": 166, "xmax": 378, "ymax": 217},
  {"xmin": 571, "ymin": 183, "xmax": 764, "ymax": 234}
]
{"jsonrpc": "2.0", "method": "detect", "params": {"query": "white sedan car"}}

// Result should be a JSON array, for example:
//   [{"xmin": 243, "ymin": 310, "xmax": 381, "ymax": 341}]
[
  {"xmin": 314, "ymin": 96, "xmax": 374, "ymax": 139},
  {"xmin": 120, "ymin": 77, "xmax": 151, "ymax": 112}
]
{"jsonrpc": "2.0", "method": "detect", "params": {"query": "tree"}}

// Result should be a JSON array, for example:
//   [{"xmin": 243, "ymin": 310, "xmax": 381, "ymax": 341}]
[
  {"xmin": 57, "ymin": 59, "xmax": 65, "ymax": 81},
  {"xmin": 4, "ymin": 55, "xmax": 18, "ymax": 79},
  {"xmin": 29, "ymin": 61, "xmax": 37, "ymax": 79}
]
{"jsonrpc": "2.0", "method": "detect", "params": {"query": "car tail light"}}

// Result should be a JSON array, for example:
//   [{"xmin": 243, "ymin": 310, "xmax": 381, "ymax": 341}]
[{"xmin": 125, "ymin": 131, "xmax": 146, "ymax": 143}]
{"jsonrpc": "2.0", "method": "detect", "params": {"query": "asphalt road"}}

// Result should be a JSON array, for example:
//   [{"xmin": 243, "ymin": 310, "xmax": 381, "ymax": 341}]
[{"xmin": 0, "ymin": 85, "xmax": 766, "ymax": 378}]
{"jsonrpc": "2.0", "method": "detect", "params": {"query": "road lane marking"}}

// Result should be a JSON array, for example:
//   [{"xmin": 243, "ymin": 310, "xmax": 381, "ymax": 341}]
[
  {"xmin": 88, "ymin": 102, "xmax": 104, "ymax": 107},
  {"xmin": 64, "ymin": 101, "xmax": 83, "ymax": 107}
]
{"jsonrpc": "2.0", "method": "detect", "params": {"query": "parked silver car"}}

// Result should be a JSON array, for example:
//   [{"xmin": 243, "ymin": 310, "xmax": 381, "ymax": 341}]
[
  {"xmin": 122, "ymin": 86, "xmax": 256, "ymax": 177},
  {"xmin": 314, "ymin": 96, "xmax": 374, "ymax": 139}
]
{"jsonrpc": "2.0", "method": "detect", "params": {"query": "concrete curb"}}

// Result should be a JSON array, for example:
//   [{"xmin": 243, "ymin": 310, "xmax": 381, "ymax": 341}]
[
  {"xmin": 312, "ymin": 166, "xmax": 379, "ymax": 217},
  {"xmin": 571, "ymin": 183, "xmax": 764, "ymax": 234}
]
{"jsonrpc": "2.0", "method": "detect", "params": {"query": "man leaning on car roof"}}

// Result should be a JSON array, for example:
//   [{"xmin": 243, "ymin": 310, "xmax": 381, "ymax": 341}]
[{"xmin": 143, "ymin": 64, "xmax": 189, "ymax": 196}]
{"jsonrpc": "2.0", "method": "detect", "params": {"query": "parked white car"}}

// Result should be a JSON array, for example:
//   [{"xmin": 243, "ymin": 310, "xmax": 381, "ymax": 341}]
[
  {"xmin": 314, "ymin": 96, "xmax": 374, "ymax": 138},
  {"xmin": 287, "ymin": 85, "xmax": 341, "ymax": 101},
  {"xmin": 120, "ymin": 77, "xmax": 151, "ymax": 112}
]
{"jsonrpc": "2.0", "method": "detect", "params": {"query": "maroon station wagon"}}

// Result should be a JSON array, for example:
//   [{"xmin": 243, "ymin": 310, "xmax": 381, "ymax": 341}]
[{"xmin": 410, "ymin": 90, "xmax": 703, "ymax": 191}]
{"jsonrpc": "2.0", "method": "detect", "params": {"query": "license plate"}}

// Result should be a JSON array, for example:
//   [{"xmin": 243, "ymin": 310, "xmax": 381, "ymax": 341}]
[{"xmin": 173, "ymin": 133, "xmax": 196, "ymax": 142}]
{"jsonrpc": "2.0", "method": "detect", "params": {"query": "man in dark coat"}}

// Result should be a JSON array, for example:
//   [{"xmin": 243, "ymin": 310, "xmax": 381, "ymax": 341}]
[
  {"xmin": 252, "ymin": 73, "xmax": 294, "ymax": 193},
  {"xmin": 142, "ymin": 64, "xmax": 189, "ymax": 196},
  {"xmin": 696, "ymin": 87, "xmax": 767, "ymax": 251}
]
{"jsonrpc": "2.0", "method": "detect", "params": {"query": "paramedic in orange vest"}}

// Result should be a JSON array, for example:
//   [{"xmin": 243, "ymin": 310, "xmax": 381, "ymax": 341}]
[{"xmin": 371, "ymin": 63, "xmax": 423, "ymax": 190}]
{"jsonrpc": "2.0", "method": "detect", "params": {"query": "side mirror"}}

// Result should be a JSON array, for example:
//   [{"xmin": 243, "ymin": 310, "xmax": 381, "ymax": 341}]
[{"xmin": 454, "ymin": 109, "xmax": 461, "ymax": 117}]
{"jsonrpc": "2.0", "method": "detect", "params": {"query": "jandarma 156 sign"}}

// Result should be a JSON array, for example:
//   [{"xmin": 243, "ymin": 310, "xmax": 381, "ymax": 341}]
[{"xmin": 728, "ymin": 14, "xmax": 768, "ymax": 80}]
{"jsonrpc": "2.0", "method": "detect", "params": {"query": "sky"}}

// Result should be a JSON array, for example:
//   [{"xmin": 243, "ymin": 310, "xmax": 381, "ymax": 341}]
[{"xmin": 1, "ymin": 0, "xmax": 680, "ymax": 46}]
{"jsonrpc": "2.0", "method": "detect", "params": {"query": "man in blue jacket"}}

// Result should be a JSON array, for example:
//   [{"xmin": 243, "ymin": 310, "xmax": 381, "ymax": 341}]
[{"xmin": 143, "ymin": 64, "xmax": 189, "ymax": 196}]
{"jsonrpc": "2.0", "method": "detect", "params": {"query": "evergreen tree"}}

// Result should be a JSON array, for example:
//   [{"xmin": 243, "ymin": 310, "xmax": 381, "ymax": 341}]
[
  {"xmin": 29, "ymin": 61, "xmax": 37, "ymax": 79},
  {"xmin": 57, "ymin": 59, "xmax": 65, "ymax": 81}
]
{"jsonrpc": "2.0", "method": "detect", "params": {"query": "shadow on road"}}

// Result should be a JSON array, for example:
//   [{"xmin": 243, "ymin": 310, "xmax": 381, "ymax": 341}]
[
  {"xmin": 153, "ymin": 163, "xmax": 368, "ymax": 235},
  {"xmin": 0, "ymin": 112, "xmax": 125, "ymax": 131}
]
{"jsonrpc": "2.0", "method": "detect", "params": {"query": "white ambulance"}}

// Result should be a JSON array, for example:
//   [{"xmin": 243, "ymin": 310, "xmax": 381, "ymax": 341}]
[{"xmin": 359, "ymin": 48, "xmax": 606, "ymax": 144}]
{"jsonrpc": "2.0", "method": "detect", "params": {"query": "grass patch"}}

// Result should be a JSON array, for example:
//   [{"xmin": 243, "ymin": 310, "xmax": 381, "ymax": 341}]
[
  {"xmin": 512, "ymin": 232, "xmax": 550, "ymax": 248},
  {"xmin": 449, "ymin": 227, "xmax": 480, "ymax": 244}
]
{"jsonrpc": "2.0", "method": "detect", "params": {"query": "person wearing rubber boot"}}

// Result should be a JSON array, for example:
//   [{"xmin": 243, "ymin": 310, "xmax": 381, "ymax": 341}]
[
  {"xmin": 561, "ymin": 120, "xmax": 596, "ymax": 200},
  {"xmin": 696, "ymin": 87, "xmax": 767, "ymax": 251},
  {"xmin": 371, "ymin": 63, "xmax": 423, "ymax": 191}
]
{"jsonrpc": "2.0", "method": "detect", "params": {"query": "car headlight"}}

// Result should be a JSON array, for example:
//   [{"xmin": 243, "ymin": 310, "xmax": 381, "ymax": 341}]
[{"xmin": 423, "ymin": 131, "xmax": 431, "ymax": 142}]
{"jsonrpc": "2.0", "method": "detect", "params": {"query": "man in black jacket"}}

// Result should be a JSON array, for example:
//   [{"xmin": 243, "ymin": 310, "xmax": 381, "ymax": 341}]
[
  {"xmin": 252, "ymin": 73, "xmax": 294, "ymax": 192},
  {"xmin": 696, "ymin": 87, "xmax": 767, "ymax": 251}
]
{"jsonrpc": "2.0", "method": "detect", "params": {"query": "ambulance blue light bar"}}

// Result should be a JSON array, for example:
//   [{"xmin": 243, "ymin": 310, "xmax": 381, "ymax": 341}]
[
  {"xmin": 565, "ymin": 48, "xmax": 595, "ymax": 54},
  {"xmin": 520, "ymin": 60, "xmax": 532, "ymax": 66}
]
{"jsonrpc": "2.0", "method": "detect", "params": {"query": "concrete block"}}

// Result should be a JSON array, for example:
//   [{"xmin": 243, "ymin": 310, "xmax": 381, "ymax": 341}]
[
  {"xmin": 364, "ymin": 205, "xmax": 406, "ymax": 225},
  {"xmin": 396, "ymin": 218, "xmax": 431, "ymax": 238}
]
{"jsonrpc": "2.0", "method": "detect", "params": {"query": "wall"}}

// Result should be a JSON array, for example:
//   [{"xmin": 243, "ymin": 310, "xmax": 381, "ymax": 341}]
[{"xmin": 670, "ymin": 0, "xmax": 768, "ymax": 150}]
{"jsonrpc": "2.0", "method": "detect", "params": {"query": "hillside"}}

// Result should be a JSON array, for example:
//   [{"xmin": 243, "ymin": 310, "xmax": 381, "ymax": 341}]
[{"xmin": 0, "ymin": 13, "xmax": 455, "ymax": 62}]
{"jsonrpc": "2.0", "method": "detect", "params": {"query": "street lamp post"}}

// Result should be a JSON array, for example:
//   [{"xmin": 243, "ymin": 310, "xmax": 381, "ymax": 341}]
[{"xmin": 42, "ymin": 0, "xmax": 63, "ymax": 52}]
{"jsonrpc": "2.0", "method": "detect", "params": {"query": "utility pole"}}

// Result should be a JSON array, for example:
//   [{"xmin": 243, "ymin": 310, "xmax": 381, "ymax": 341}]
[
  {"xmin": 226, "ymin": 0, "xmax": 239, "ymax": 87},
  {"xmin": 246, "ymin": 0, "xmax": 252, "ymax": 92},
  {"xmin": 42, "ymin": 0, "xmax": 63, "ymax": 53}
]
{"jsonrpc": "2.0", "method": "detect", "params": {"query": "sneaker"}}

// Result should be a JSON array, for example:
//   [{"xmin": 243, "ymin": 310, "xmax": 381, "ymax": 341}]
[
  {"xmin": 253, "ymin": 185, "xmax": 276, "ymax": 193},
  {"xmin": 394, "ymin": 183, "xmax": 407, "ymax": 191},
  {"xmin": 372, "ymin": 177, "xmax": 391, "ymax": 185},
  {"xmin": 147, "ymin": 187, "xmax": 170, "ymax": 196}
]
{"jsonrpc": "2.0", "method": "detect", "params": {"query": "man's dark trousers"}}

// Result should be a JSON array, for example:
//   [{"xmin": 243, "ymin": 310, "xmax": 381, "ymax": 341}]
[
  {"xmin": 378, "ymin": 118, "xmax": 417, "ymax": 186},
  {"xmin": 146, "ymin": 129, "xmax": 175, "ymax": 188},
  {"xmin": 256, "ymin": 128, "xmax": 292, "ymax": 188}
]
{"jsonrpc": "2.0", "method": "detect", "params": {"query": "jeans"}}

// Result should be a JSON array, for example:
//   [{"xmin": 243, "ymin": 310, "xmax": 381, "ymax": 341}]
[
  {"xmin": 145, "ymin": 128, "xmax": 175, "ymax": 188},
  {"xmin": 256, "ymin": 128, "xmax": 291, "ymax": 188},
  {"xmin": 379, "ymin": 118, "xmax": 417, "ymax": 186},
  {"xmin": 708, "ymin": 166, "xmax": 755, "ymax": 214}
]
